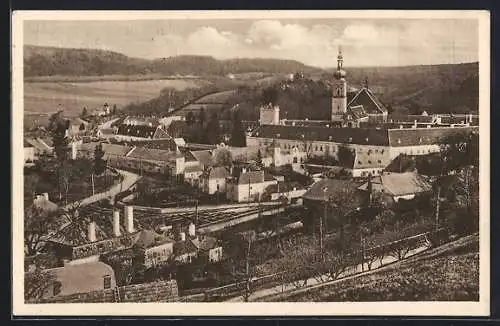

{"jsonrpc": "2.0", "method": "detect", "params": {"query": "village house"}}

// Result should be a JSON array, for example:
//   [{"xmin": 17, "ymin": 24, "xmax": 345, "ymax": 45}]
[
  {"xmin": 134, "ymin": 229, "xmax": 175, "ymax": 269},
  {"xmin": 173, "ymin": 232, "xmax": 198, "ymax": 265},
  {"xmin": 32, "ymin": 193, "xmax": 59, "ymax": 216},
  {"xmin": 46, "ymin": 206, "xmax": 142, "ymax": 265},
  {"xmin": 24, "ymin": 137, "xmax": 53, "ymax": 162},
  {"xmin": 199, "ymin": 166, "xmax": 230, "ymax": 195},
  {"xmin": 25, "ymin": 261, "xmax": 117, "ymax": 300},
  {"xmin": 226, "ymin": 169, "xmax": 278, "ymax": 203},
  {"xmin": 357, "ymin": 171, "xmax": 433, "ymax": 204}
]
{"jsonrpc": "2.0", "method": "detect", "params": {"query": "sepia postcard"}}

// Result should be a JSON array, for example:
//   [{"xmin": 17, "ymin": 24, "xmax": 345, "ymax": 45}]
[{"xmin": 12, "ymin": 10, "xmax": 490, "ymax": 317}]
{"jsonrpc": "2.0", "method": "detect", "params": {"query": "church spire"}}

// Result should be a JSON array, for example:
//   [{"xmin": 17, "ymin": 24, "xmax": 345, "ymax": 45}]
[{"xmin": 337, "ymin": 46, "xmax": 343, "ymax": 70}]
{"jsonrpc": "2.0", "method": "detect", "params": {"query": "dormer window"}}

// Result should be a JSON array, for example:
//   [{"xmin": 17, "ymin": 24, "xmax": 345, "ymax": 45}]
[
  {"xmin": 365, "ymin": 138, "xmax": 369, "ymax": 142},
  {"xmin": 276, "ymin": 133, "xmax": 280, "ymax": 138},
  {"xmin": 348, "ymin": 137, "xmax": 353, "ymax": 143},
  {"xmin": 419, "ymin": 137, "xmax": 423, "ymax": 143},
  {"xmin": 328, "ymin": 136, "xmax": 333, "ymax": 141},
  {"xmin": 397, "ymin": 139, "xmax": 401, "ymax": 144}
]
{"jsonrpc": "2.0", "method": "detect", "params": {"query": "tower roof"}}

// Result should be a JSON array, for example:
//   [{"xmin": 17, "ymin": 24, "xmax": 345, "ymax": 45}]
[{"xmin": 335, "ymin": 46, "xmax": 346, "ymax": 79}]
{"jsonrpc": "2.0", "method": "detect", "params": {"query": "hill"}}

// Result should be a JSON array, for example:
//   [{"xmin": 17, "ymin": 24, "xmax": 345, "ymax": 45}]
[
  {"xmin": 24, "ymin": 45, "xmax": 322, "ymax": 77},
  {"xmin": 269, "ymin": 237, "xmax": 479, "ymax": 302},
  {"xmin": 321, "ymin": 62, "xmax": 479, "ymax": 114}
]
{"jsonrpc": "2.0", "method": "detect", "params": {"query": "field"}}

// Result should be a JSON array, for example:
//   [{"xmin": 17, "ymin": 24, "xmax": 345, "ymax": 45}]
[{"xmin": 23, "ymin": 78, "xmax": 207, "ymax": 117}]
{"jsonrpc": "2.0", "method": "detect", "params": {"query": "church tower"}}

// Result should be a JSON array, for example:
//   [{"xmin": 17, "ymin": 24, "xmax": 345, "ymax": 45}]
[{"xmin": 331, "ymin": 46, "xmax": 347, "ymax": 121}]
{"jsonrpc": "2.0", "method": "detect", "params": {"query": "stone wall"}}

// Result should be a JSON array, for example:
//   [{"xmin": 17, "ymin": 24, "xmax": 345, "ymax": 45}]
[{"xmin": 37, "ymin": 280, "xmax": 179, "ymax": 303}]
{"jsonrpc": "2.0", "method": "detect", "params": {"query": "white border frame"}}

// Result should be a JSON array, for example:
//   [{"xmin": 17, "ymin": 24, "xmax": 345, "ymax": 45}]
[{"xmin": 12, "ymin": 10, "xmax": 490, "ymax": 316}]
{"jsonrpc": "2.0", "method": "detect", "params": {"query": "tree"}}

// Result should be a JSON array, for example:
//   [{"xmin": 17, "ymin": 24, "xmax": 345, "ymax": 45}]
[
  {"xmin": 59, "ymin": 161, "xmax": 73, "ymax": 205},
  {"xmin": 198, "ymin": 107, "xmax": 206, "ymax": 126},
  {"xmin": 255, "ymin": 149, "xmax": 264, "ymax": 169},
  {"xmin": 328, "ymin": 186, "xmax": 359, "ymax": 246},
  {"xmin": 24, "ymin": 267, "xmax": 57, "ymax": 302},
  {"xmin": 186, "ymin": 111, "xmax": 196, "ymax": 125},
  {"xmin": 214, "ymin": 149, "xmax": 232, "ymax": 167},
  {"xmin": 206, "ymin": 113, "xmax": 222, "ymax": 144},
  {"xmin": 229, "ymin": 110, "xmax": 247, "ymax": 147},
  {"xmin": 112, "ymin": 104, "xmax": 117, "ymax": 115},
  {"xmin": 48, "ymin": 112, "xmax": 70, "ymax": 162},
  {"xmin": 81, "ymin": 107, "xmax": 88, "ymax": 118},
  {"xmin": 24, "ymin": 205, "xmax": 57, "ymax": 256},
  {"xmin": 102, "ymin": 247, "xmax": 146, "ymax": 286},
  {"xmin": 93, "ymin": 143, "xmax": 107, "ymax": 176}
]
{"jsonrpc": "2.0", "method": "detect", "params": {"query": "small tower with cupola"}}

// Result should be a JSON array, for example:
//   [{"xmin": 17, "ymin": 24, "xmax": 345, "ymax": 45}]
[{"xmin": 331, "ymin": 46, "xmax": 348, "ymax": 121}]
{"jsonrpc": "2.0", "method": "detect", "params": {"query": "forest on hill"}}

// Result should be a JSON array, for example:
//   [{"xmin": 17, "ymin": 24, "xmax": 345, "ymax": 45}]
[
  {"xmin": 24, "ymin": 45, "xmax": 320, "ymax": 77},
  {"xmin": 123, "ymin": 61, "xmax": 479, "ymax": 120}
]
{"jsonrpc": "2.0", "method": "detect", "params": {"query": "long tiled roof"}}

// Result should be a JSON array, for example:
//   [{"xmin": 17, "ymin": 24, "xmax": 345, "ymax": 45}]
[
  {"xmin": 387, "ymin": 126, "xmax": 478, "ymax": 147},
  {"xmin": 249, "ymin": 125, "xmax": 390, "ymax": 146},
  {"xmin": 117, "ymin": 124, "xmax": 157, "ymax": 138},
  {"xmin": 127, "ymin": 147, "xmax": 181, "ymax": 162},
  {"xmin": 250, "ymin": 124, "xmax": 478, "ymax": 148}
]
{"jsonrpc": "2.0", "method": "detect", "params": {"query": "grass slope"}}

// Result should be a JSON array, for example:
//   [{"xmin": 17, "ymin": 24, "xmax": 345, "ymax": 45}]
[{"xmin": 277, "ymin": 240, "xmax": 479, "ymax": 302}]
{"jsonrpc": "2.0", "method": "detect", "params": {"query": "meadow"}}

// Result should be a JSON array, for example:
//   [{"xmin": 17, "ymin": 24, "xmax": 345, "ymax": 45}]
[{"xmin": 23, "ymin": 78, "xmax": 207, "ymax": 117}]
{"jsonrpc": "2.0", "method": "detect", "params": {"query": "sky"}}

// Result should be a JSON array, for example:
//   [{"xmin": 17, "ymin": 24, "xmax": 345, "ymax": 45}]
[{"xmin": 23, "ymin": 18, "xmax": 479, "ymax": 68}]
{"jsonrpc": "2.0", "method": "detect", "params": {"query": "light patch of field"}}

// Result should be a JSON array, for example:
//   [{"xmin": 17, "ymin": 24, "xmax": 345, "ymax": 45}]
[
  {"xmin": 195, "ymin": 90, "xmax": 237, "ymax": 104},
  {"xmin": 23, "ymin": 79, "xmax": 206, "ymax": 117}
]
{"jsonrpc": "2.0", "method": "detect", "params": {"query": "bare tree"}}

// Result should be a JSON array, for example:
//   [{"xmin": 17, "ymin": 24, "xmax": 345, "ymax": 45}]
[
  {"xmin": 24, "ymin": 205, "xmax": 57, "ymax": 256},
  {"xmin": 24, "ymin": 268, "xmax": 57, "ymax": 302}
]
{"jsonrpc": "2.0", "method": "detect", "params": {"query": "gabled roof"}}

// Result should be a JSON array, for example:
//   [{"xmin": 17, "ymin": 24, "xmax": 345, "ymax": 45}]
[
  {"xmin": 135, "ymin": 229, "xmax": 174, "ymax": 249},
  {"xmin": 357, "ymin": 172, "xmax": 432, "ymax": 197},
  {"xmin": 302, "ymin": 178, "xmax": 362, "ymax": 202},
  {"xmin": 347, "ymin": 105, "xmax": 368, "ymax": 120},
  {"xmin": 173, "ymin": 239, "xmax": 198, "ymax": 256},
  {"xmin": 238, "ymin": 170, "xmax": 265, "ymax": 185},
  {"xmin": 152, "ymin": 127, "xmax": 170, "ymax": 140},
  {"xmin": 201, "ymin": 166, "xmax": 230, "ymax": 180},
  {"xmin": 348, "ymin": 88, "xmax": 387, "ymax": 114},
  {"xmin": 352, "ymin": 150, "xmax": 388, "ymax": 170},
  {"xmin": 25, "ymin": 138, "xmax": 53, "ymax": 151},
  {"xmin": 191, "ymin": 236, "xmax": 219, "ymax": 252},
  {"xmin": 190, "ymin": 150, "xmax": 214, "ymax": 167},
  {"xmin": 127, "ymin": 147, "xmax": 181, "ymax": 162},
  {"xmin": 184, "ymin": 165, "xmax": 204, "ymax": 174}
]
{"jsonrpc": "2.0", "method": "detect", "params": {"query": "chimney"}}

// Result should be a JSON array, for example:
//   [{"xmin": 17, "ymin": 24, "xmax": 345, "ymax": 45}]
[
  {"xmin": 87, "ymin": 221, "xmax": 97, "ymax": 242},
  {"xmin": 180, "ymin": 232, "xmax": 186, "ymax": 241},
  {"xmin": 188, "ymin": 223, "xmax": 196, "ymax": 238},
  {"xmin": 124, "ymin": 206, "xmax": 134, "ymax": 233},
  {"xmin": 71, "ymin": 142, "xmax": 78, "ymax": 160},
  {"xmin": 113, "ymin": 210, "xmax": 121, "ymax": 237},
  {"xmin": 413, "ymin": 120, "xmax": 417, "ymax": 128},
  {"xmin": 42, "ymin": 192, "xmax": 49, "ymax": 201}
]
